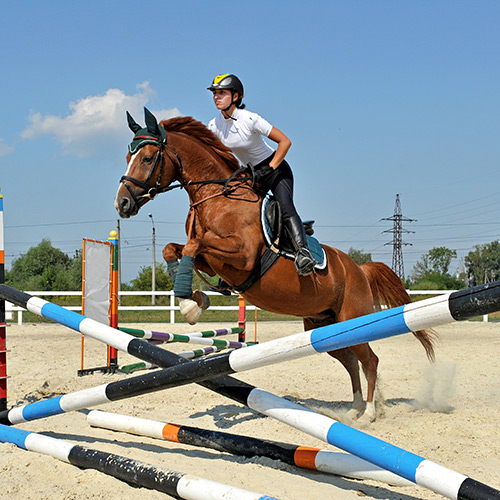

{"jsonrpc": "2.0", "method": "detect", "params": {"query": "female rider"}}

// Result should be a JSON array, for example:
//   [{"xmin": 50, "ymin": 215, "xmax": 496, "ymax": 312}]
[{"xmin": 207, "ymin": 74, "xmax": 317, "ymax": 276}]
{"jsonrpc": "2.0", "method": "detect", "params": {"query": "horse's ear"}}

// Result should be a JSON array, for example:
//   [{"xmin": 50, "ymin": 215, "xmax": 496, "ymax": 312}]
[
  {"xmin": 144, "ymin": 107, "xmax": 161, "ymax": 136},
  {"xmin": 127, "ymin": 111, "xmax": 142, "ymax": 133}
]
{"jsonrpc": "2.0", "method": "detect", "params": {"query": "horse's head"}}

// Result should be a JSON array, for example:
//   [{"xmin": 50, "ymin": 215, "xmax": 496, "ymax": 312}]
[{"xmin": 114, "ymin": 108, "xmax": 181, "ymax": 218}]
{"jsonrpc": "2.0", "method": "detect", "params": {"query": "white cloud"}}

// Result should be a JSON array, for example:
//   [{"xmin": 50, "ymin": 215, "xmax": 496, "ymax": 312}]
[
  {"xmin": 21, "ymin": 82, "xmax": 181, "ymax": 158},
  {"xmin": 0, "ymin": 138, "xmax": 14, "ymax": 157}
]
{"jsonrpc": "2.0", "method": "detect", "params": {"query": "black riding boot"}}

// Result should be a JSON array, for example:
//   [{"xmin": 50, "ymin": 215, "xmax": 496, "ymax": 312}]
[{"xmin": 284, "ymin": 215, "xmax": 317, "ymax": 276}]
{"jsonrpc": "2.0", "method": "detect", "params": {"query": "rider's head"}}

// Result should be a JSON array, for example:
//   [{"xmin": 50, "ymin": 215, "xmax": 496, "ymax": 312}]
[{"xmin": 208, "ymin": 74, "xmax": 245, "ymax": 111}]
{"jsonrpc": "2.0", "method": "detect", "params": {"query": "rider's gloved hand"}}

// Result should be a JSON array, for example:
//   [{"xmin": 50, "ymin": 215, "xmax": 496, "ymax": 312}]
[{"xmin": 253, "ymin": 165, "xmax": 278, "ymax": 193}]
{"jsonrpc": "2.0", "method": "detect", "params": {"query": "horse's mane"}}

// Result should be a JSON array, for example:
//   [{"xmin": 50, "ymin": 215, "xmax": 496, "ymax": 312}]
[{"xmin": 160, "ymin": 116, "xmax": 240, "ymax": 171}]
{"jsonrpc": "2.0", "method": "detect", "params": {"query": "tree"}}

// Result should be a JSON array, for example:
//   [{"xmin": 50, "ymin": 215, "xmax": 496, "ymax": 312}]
[
  {"xmin": 6, "ymin": 239, "xmax": 82, "ymax": 290},
  {"xmin": 409, "ymin": 246, "xmax": 465, "ymax": 290},
  {"xmin": 348, "ymin": 248, "xmax": 372, "ymax": 265},
  {"xmin": 412, "ymin": 246, "xmax": 457, "ymax": 279},
  {"xmin": 128, "ymin": 264, "xmax": 173, "ymax": 291},
  {"xmin": 465, "ymin": 240, "xmax": 500, "ymax": 285}
]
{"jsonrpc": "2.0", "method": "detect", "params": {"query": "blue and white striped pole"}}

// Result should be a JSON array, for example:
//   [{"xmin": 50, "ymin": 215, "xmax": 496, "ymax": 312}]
[
  {"xmin": 0, "ymin": 281, "xmax": 500, "ymax": 378},
  {"xmin": 1, "ymin": 282, "xmax": 500, "ymax": 422},
  {"xmin": 243, "ymin": 389, "xmax": 500, "ymax": 499},
  {"xmin": 1, "ymin": 282, "xmax": 500, "ymax": 405},
  {"xmin": 0, "ymin": 424, "xmax": 279, "ymax": 500}
]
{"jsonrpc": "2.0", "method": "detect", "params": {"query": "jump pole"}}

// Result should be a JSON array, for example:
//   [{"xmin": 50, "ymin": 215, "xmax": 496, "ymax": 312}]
[
  {"xmin": 88, "ymin": 409, "xmax": 412, "ymax": 486},
  {"xmin": 129, "ymin": 333, "xmax": 248, "ymax": 349},
  {"xmin": 119, "ymin": 326, "xmax": 248, "ymax": 348},
  {"xmin": 120, "ymin": 325, "xmax": 244, "ymax": 340},
  {"xmin": 2, "ymin": 281, "xmax": 500, "ymax": 405},
  {"xmin": 120, "ymin": 346, "xmax": 229, "ymax": 373},
  {"xmin": 1, "ymin": 283, "xmax": 500, "ymax": 497},
  {"xmin": 0, "ymin": 194, "xmax": 6, "ymax": 411},
  {"xmin": 0, "ymin": 424, "xmax": 278, "ymax": 500}
]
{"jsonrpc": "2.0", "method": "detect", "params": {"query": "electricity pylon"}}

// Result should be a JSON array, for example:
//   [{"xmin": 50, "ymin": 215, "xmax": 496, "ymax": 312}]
[{"xmin": 381, "ymin": 194, "xmax": 415, "ymax": 280}]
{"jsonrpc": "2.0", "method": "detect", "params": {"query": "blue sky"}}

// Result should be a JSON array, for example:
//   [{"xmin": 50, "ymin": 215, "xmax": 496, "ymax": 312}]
[{"xmin": 1, "ymin": 1, "xmax": 499, "ymax": 284}]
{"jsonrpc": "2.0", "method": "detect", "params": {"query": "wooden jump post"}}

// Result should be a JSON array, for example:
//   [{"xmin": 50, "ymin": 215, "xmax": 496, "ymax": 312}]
[{"xmin": 1, "ymin": 281, "xmax": 500, "ymax": 498}]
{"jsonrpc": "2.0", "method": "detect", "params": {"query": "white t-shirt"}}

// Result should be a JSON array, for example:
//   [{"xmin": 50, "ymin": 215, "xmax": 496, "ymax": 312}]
[{"xmin": 208, "ymin": 108, "xmax": 274, "ymax": 167}]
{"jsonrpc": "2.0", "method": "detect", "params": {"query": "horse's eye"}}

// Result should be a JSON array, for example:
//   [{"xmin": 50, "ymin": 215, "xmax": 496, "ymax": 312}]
[{"xmin": 142, "ymin": 156, "xmax": 153, "ymax": 163}]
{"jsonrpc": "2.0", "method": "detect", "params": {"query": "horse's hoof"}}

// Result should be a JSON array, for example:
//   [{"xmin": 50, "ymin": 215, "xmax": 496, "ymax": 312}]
[
  {"xmin": 179, "ymin": 298, "xmax": 203, "ymax": 325},
  {"xmin": 346, "ymin": 408, "xmax": 362, "ymax": 420},
  {"xmin": 358, "ymin": 413, "xmax": 376, "ymax": 424},
  {"xmin": 358, "ymin": 404, "xmax": 376, "ymax": 424},
  {"xmin": 191, "ymin": 289, "xmax": 210, "ymax": 310}
]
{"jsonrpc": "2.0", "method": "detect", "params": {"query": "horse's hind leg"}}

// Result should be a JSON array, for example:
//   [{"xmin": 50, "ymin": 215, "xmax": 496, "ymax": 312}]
[
  {"xmin": 306, "ymin": 312, "xmax": 379, "ymax": 421},
  {"xmin": 327, "ymin": 348, "xmax": 365, "ymax": 419},
  {"xmin": 348, "ymin": 343, "xmax": 379, "ymax": 423},
  {"xmin": 304, "ymin": 318, "xmax": 365, "ymax": 418}
]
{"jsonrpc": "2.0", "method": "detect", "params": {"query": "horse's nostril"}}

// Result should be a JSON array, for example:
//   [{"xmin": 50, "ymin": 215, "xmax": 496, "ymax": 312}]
[{"xmin": 120, "ymin": 198, "xmax": 130, "ymax": 212}]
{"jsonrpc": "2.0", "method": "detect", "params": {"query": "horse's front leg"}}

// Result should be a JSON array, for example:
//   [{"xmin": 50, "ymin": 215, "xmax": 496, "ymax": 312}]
[
  {"xmin": 173, "ymin": 233, "xmax": 255, "ymax": 324},
  {"xmin": 162, "ymin": 242, "xmax": 210, "ymax": 324},
  {"xmin": 163, "ymin": 243, "xmax": 185, "ymax": 282}
]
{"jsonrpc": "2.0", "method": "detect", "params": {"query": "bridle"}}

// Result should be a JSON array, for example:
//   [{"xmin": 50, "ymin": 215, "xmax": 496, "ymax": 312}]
[
  {"xmin": 119, "ymin": 134, "xmax": 254, "ymax": 213},
  {"xmin": 119, "ymin": 136, "xmax": 184, "ymax": 209}
]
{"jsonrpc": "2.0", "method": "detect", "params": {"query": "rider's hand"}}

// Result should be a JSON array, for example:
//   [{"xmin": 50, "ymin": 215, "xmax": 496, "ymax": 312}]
[{"xmin": 254, "ymin": 165, "xmax": 278, "ymax": 193}]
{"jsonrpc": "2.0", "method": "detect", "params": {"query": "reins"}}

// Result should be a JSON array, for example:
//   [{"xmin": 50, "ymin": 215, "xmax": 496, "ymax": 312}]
[
  {"xmin": 186, "ymin": 165, "xmax": 254, "ymax": 241},
  {"xmin": 121, "ymin": 137, "xmax": 255, "ymax": 215}
]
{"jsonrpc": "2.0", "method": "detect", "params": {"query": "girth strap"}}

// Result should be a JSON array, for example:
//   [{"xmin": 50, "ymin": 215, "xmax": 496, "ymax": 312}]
[{"xmin": 231, "ymin": 244, "xmax": 281, "ymax": 294}]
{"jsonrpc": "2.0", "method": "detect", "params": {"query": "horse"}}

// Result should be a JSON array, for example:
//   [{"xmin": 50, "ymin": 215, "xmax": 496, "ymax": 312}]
[{"xmin": 114, "ymin": 108, "xmax": 436, "ymax": 422}]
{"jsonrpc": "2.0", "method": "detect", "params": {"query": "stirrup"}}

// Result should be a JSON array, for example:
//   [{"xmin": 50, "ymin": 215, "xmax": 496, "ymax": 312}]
[
  {"xmin": 294, "ymin": 248, "xmax": 317, "ymax": 276},
  {"xmin": 209, "ymin": 279, "xmax": 232, "ymax": 296}
]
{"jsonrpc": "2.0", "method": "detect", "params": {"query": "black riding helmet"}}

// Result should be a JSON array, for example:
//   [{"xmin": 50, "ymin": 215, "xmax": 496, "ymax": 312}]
[
  {"xmin": 207, "ymin": 74, "xmax": 244, "ymax": 95},
  {"xmin": 208, "ymin": 74, "xmax": 245, "ymax": 110}
]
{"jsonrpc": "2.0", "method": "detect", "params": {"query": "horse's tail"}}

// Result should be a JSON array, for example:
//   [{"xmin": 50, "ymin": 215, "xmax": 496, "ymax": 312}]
[{"xmin": 360, "ymin": 262, "xmax": 437, "ymax": 362}]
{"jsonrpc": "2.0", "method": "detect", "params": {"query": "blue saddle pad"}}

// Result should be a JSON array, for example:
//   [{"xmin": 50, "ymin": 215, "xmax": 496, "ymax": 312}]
[{"xmin": 261, "ymin": 197, "xmax": 327, "ymax": 270}]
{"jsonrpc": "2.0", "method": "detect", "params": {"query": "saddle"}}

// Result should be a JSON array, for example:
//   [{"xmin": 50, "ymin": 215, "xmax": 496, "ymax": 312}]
[{"xmin": 262, "ymin": 196, "xmax": 327, "ymax": 269}]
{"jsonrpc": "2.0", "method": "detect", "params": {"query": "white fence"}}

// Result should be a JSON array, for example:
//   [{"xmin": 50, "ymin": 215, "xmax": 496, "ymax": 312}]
[
  {"xmin": 4, "ymin": 290, "xmax": 492, "ymax": 326},
  {"xmin": 5, "ymin": 291, "xmax": 257, "ymax": 325}
]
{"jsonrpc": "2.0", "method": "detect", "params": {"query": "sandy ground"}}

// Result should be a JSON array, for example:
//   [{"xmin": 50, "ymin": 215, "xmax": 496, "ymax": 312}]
[{"xmin": 0, "ymin": 319, "xmax": 499, "ymax": 500}]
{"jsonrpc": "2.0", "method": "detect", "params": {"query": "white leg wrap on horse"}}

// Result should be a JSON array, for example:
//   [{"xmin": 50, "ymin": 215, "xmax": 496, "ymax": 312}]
[
  {"xmin": 359, "ymin": 401, "xmax": 376, "ymax": 423},
  {"xmin": 179, "ymin": 298, "xmax": 202, "ymax": 325}
]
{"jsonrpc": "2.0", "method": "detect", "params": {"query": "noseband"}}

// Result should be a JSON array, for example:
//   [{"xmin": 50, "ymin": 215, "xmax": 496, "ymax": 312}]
[{"xmin": 119, "ymin": 138, "xmax": 184, "ymax": 210}]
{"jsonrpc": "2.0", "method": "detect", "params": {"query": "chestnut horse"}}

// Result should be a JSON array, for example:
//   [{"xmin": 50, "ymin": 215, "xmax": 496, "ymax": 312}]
[{"xmin": 114, "ymin": 109, "xmax": 436, "ymax": 422}]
